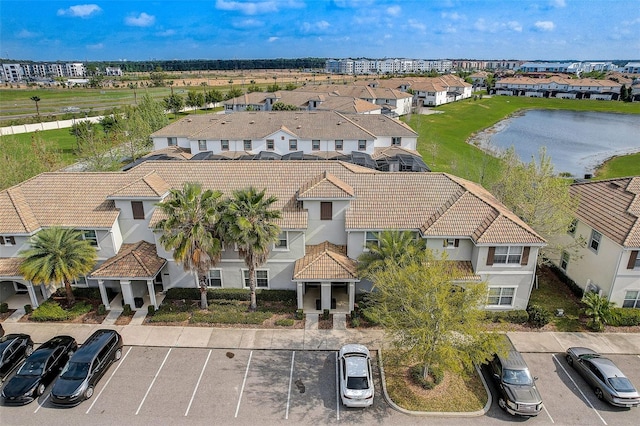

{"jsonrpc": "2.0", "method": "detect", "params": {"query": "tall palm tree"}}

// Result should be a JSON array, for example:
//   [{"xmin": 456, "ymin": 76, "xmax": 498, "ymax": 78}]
[
  {"xmin": 19, "ymin": 227, "xmax": 97, "ymax": 305},
  {"xmin": 357, "ymin": 230, "xmax": 426, "ymax": 279},
  {"xmin": 155, "ymin": 182, "xmax": 223, "ymax": 309},
  {"xmin": 30, "ymin": 96, "xmax": 41, "ymax": 117},
  {"xmin": 222, "ymin": 187, "xmax": 280, "ymax": 311}
]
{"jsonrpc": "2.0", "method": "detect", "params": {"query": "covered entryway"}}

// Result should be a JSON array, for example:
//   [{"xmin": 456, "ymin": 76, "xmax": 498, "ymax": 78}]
[
  {"xmin": 292, "ymin": 242, "xmax": 358, "ymax": 313},
  {"xmin": 89, "ymin": 241, "xmax": 166, "ymax": 310},
  {"xmin": 0, "ymin": 257, "xmax": 47, "ymax": 308}
]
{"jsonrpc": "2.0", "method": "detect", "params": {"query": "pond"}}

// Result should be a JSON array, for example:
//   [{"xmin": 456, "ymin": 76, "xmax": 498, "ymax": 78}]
[{"xmin": 483, "ymin": 110, "xmax": 640, "ymax": 177}]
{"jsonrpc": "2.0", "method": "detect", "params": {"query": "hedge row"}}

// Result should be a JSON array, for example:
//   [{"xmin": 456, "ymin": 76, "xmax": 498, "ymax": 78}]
[
  {"xmin": 546, "ymin": 263, "xmax": 584, "ymax": 298},
  {"xmin": 484, "ymin": 310, "xmax": 529, "ymax": 324},
  {"xmin": 610, "ymin": 308, "xmax": 640, "ymax": 326},
  {"xmin": 164, "ymin": 288, "xmax": 296, "ymax": 303},
  {"xmin": 30, "ymin": 300, "xmax": 92, "ymax": 321}
]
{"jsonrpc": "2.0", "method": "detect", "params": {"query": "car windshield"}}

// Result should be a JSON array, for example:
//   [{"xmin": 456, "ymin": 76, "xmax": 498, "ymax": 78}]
[
  {"xmin": 609, "ymin": 377, "xmax": 637, "ymax": 393},
  {"xmin": 60, "ymin": 362, "xmax": 89, "ymax": 380},
  {"xmin": 347, "ymin": 376, "xmax": 369, "ymax": 390},
  {"xmin": 503, "ymin": 368, "xmax": 533, "ymax": 385},
  {"xmin": 17, "ymin": 360, "xmax": 44, "ymax": 376}
]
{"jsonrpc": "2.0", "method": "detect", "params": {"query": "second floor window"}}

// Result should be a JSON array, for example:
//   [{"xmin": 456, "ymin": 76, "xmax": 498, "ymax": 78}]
[
  {"xmin": 627, "ymin": 250, "xmax": 640, "ymax": 270},
  {"xmin": 0, "ymin": 236, "xmax": 16, "ymax": 245},
  {"xmin": 391, "ymin": 137, "xmax": 401, "ymax": 146},
  {"xmin": 358, "ymin": 140, "xmax": 366, "ymax": 151},
  {"xmin": 589, "ymin": 230, "xmax": 602, "ymax": 253},
  {"xmin": 312, "ymin": 140, "xmax": 320, "ymax": 151},
  {"xmin": 320, "ymin": 202, "xmax": 332, "ymax": 220},
  {"xmin": 81, "ymin": 230, "xmax": 98, "ymax": 247},
  {"xmin": 266, "ymin": 139, "xmax": 274, "ymax": 150},
  {"xmin": 487, "ymin": 246, "xmax": 527, "ymax": 265},
  {"xmin": 289, "ymin": 139, "xmax": 297, "ymax": 150},
  {"xmin": 198, "ymin": 140, "xmax": 207, "ymax": 151},
  {"xmin": 567, "ymin": 219, "xmax": 577, "ymax": 236},
  {"xmin": 335, "ymin": 140, "xmax": 343, "ymax": 150},
  {"xmin": 365, "ymin": 231, "xmax": 380, "ymax": 248},
  {"xmin": 274, "ymin": 232, "xmax": 288, "ymax": 250},
  {"xmin": 243, "ymin": 140, "xmax": 252, "ymax": 151},
  {"xmin": 560, "ymin": 251, "xmax": 569, "ymax": 270},
  {"xmin": 131, "ymin": 201, "xmax": 145, "ymax": 220},
  {"xmin": 221, "ymin": 140, "xmax": 229, "ymax": 151},
  {"xmin": 167, "ymin": 137, "xmax": 177, "ymax": 146}
]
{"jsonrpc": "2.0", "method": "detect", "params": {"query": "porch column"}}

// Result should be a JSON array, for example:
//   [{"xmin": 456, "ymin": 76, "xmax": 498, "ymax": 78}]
[
  {"xmin": 98, "ymin": 280, "xmax": 110, "ymax": 310},
  {"xmin": 40, "ymin": 283, "xmax": 50, "ymax": 300},
  {"xmin": 348, "ymin": 282, "xmax": 356, "ymax": 312},
  {"xmin": 321, "ymin": 282, "xmax": 332, "ymax": 311},
  {"xmin": 120, "ymin": 280, "xmax": 135, "ymax": 309},
  {"xmin": 26, "ymin": 282, "xmax": 39, "ymax": 308},
  {"xmin": 147, "ymin": 279, "xmax": 158, "ymax": 310},
  {"xmin": 296, "ymin": 282, "xmax": 304, "ymax": 310}
]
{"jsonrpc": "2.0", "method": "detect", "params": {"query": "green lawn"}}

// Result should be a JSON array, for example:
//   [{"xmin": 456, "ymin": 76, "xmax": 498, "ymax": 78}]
[
  {"xmin": 595, "ymin": 152, "xmax": 640, "ymax": 179},
  {"xmin": 528, "ymin": 266, "xmax": 585, "ymax": 332}
]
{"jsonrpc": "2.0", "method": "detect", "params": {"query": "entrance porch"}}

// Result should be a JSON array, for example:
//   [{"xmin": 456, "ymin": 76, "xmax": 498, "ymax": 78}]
[{"xmin": 299, "ymin": 282, "xmax": 353, "ymax": 313}]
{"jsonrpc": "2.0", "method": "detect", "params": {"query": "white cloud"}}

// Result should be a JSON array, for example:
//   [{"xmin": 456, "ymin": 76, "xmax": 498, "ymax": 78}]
[
  {"xmin": 535, "ymin": 21, "xmax": 555, "ymax": 31},
  {"xmin": 125, "ymin": 13, "xmax": 155, "ymax": 27},
  {"xmin": 268, "ymin": 37, "xmax": 279, "ymax": 42},
  {"xmin": 507, "ymin": 21, "xmax": 522, "ymax": 32},
  {"xmin": 301, "ymin": 20, "xmax": 330, "ymax": 33},
  {"xmin": 87, "ymin": 43, "xmax": 104, "ymax": 50},
  {"xmin": 386, "ymin": 6, "xmax": 401, "ymax": 17},
  {"xmin": 157, "ymin": 29, "xmax": 176, "ymax": 37},
  {"xmin": 215, "ymin": 0, "xmax": 304, "ymax": 15},
  {"xmin": 552, "ymin": 0, "xmax": 566, "ymax": 8},
  {"xmin": 233, "ymin": 19, "xmax": 263, "ymax": 28},
  {"xmin": 17, "ymin": 29, "xmax": 37, "ymax": 38},
  {"xmin": 475, "ymin": 18, "xmax": 523, "ymax": 33},
  {"xmin": 408, "ymin": 19, "xmax": 426, "ymax": 32},
  {"xmin": 441, "ymin": 12, "xmax": 465, "ymax": 21},
  {"xmin": 57, "ymin": 4, "xmax": 101, "ymax": 18}
]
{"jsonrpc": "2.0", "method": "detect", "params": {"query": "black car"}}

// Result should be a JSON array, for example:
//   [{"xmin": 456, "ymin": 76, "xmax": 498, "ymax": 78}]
[
  {"xmin": 0, "ymin": 333, "xmax": 34, "ymax": 381},
  {"xmin": 50, "ymin": 329, "xmax": 123, "ymax": 406},
  {"xmin": 1, "ymin": 335, "xmax": 77, "ymax": 405}
]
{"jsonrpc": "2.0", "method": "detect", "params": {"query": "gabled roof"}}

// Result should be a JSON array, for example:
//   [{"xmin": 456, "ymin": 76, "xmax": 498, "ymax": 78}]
[
  {"xmin": 571, "ymin": 177, "xmax": 640, "ymax": 247},
  {"xmin": 108, "ymin": 171, "xmax": 170, "ymax": 199},
  {"xmin": 293, "ymin": 241, "xmax": 358, "ymax": 281},
  {"xmin": 0, "ymin": 257, "xmax": 23, "ymax": 278},
  {"xmin": 0, "ymin": 187, "xmax": 40, "ymax": 234},
  {"xmin": 90, "ymin": 241, "xmax": 166, "ymax": 279},
  {"xmin": 298, "ymin": 171, "xmax": 355, "ymax": 199}
]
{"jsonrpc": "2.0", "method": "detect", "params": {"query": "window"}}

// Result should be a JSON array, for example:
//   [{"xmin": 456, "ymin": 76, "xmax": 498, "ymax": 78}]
[
  {"xmin": 80, "ymin": 230, "xmax": 98, "ymax": 247},
  {"xmin": 487, "ymin": 287, "xmax": 515, "ymax": 306},
  {"xmin": 312, "ymin": 140, "xmax": 320, "ymax": 151},
  {"xmin": 365, "ymin": 232, "xmax": 380, "ymax": 248},
  {"xmin": 623, "ymin": 291, "xmax": 640, "ymax": 308},
  {"xmin": 207, "ymin": 269, "xmax": 222, "ymax": 287},
  {"xmin": 266, "ymin": 139, "xmax": 274, "ymax": 150},
  {"xmin": 627, "ymin": 250, "xmax": 639, "ymax": 270},
  {"xmin": 335, "ymin": 139, "xmax": 343, "ymax": 150},
  {"xmin": 167, "ymin": 137, "xmax": 177, "ymax": 146},
  {"xmin": 289, "ymin": 139, "xmax": 297, "ymax": 150},
  {"xmin": 567, "ymin": 219, "xmax": 577, "ymax": 236},
  {"xmin": 358, "ymin": 140, "xmax": 366, "ymax": 151},
  {"xmin": 242, "ymin": 269, "xmax": 269, "ymax": 288},
  {"xmin": 391, "ymin": 137, "xmax": 401, "ymax": 146},
  {"xmin": 198, "ymin": 140, "xmax": 207, "ymax": 151},
  {"xmin": 0, "ymin": 236, "xmax": 16, "ymax": 246},
  {"xmin": 72, "ymin": 275, "xmax": 88, "ymax": 287},
  {"xmin": 493, "ymin": 246, "xmax": 523, "ymax": 264},
  {"xmin": 131, "ymin": 201, "xmax": 145, "ymax": 220},
  {"xmin": 221, "ymin": 140, "xmax": 229, "ymax": 151},
  {"xmin": 243, "ymin": 140, "xmax": 252, "ymax": 151},
  {"xmin": 560, "ymin": 251, "xmax": 569, "ymax": 271},
  {"xmin": 589, "ymin": 230, "xmax": 602, "ymax": 253},
  {"xmin": 274, "ymin": 232, "xmax": 288, "ymax": 250},
  {"xmin": 320, "ymin": 202, "xmax": 332, "ymax": 220},
  {"xmin": 443, "ymin": 238, "xmax": 459, "ymax": 249}
]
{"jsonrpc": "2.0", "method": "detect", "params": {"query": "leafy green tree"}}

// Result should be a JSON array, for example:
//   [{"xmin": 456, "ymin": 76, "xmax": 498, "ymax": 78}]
[
  {"xmin": 247, "ymin": 84, "xmax": 263, "ymax": 93},
  {"xmin": 186, "ymin": 90, "xmax": 205, "ymax": 113},
  {"xmin": 155, "ymin": 183, "xmax": 224, "ymax": 309},
  {"xmin": 365, "ymin": 252, "xmax": 503, "ymax": 381},
  {"xmin": 271, "ymin": 102, "xmax": 298, "ymax": 111},
  {"xmin": 30, "ymin": 96, "xmax": 41, "ymax": 117},
  {"xmin": 221, "ymin": 187, "xmax": 281, "ymax": 311},
  {"xmin": 88, "ymin": 73, "xmax": 105, "ymax": 89},
  {"xmin": 136, "ymin": 93, "xmax": 169, "ymax": 132},
  {"xmin": 19, "ymin": 227, "xmax": 97, "ymax": 305},
  {"xmin": 582, "ymin": 292, "xmax": 619, "ymax": 331},
  {"xmin": 224, "ymin": 87, "xmax": 243, "ymax": 100},
  {"xmin": 266, "ymin": 83, "xmax": 280, "ymax": 92},
  {"xmin": 99, "ymin": 110, "xmax": 120, "ymax": 134},
  {"xmin": 73, "ymin": 120, "xmax": 120, "ymax": 171},
  {"xmin": 163, "ymin": 93, "xmax": 184, "ymax": 118},
  {"xmin": 149, "ymin": 66, "xmax": 167, "ymax": 87},
  {"xmin": 284, "ymin": 83, "xmax": 297, "ymax": 91},
  {"xmin": 0, "ymin": 133, "xmax": 63, "ymax": 190},
  {"xmin": 117, "ymin": 105, "xmax": 153, "ymax": 161},
  {"xmin": 205, "ymin": 89, "xmax": 224, "ymax": 105},
  {"xmin": 357, "ymin": 230, "xmax": 426, "ymax": 279}
]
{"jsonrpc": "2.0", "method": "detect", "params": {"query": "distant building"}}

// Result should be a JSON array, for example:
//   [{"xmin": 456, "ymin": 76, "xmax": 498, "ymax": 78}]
[
  {"xmin": 105, "ymin": 67, "xmax": 123, "ymax": 76},
  {"xmin": 0, "ymin": 62, "xmax": 86, "ymax": 82},
  {"xmin": 622, "ymin": 62, "xmax": 640, "ymax": 74},
  {"xmin": 494, "ymin": 76, "xmax": 622, "ymax": 100}
]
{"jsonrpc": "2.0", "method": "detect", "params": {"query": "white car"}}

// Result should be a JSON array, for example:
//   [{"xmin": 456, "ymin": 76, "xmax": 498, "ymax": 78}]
[{"xmin": 338, "ymin": 344, "xmax": 374, "ymax": 407}]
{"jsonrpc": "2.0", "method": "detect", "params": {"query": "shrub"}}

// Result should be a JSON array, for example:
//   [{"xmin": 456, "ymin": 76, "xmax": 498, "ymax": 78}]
[
  {"xmin": 164, "ymin": 288, "xmax": 199, "ymax": 300},
  {"xmin": 30, "ymin": 301, "xmax": 69, "ymax": 321},
  {"xmin": 322, "ymin": 309, "xmax": 330, "ymax": 321},
  {"xmin": 294, "ymin": 309, "xmax": 304, "ymax": 320},
  {"xmin": 24, "ymin": 304, "xmax": 33, "ymax": 314},
  {"xmin": 527, "ymin": 304, "xmax": 552, "ymax": 328},
  {"xmin": 122, "ymin": 304, "xmax": 133, "ymax": 316},
  {"xmin": 255, "ymin": 289, "xmax": 296, "ymax": 304},
  {"xmin": 0, "ymin": 302, "xmax": 8, "ymax": 313},
  {"xmin": 147, "ymin": 311, "xmax": 190, "ymax": 323},
  {"xmin": 609, "ymin": 308, "xmax": 640, "ymax": 326},
  {"xmin": 147, "ymin": 305, "xmax": 156, "ymax": 316},
  {"xmin": 351, "ymin": 317, "xmax": 361, "ymax": 328},
  {"xmin": 275, "ymin": 318, "xmax": 294, "ymax": 326},
  {"xmin": 485, "ymin": 310, "xmax": 529, "ymax": 324},
  {"xmin": 97, "ymin": 304, "xmax": 107, "ymax": 315},
  {"xmin": 409, "ymin": 364, "xmax": 444, "ymax": 390},
  {"xmin": 208, "ymin": 289, "xmax": 250, "ymax": 301}
]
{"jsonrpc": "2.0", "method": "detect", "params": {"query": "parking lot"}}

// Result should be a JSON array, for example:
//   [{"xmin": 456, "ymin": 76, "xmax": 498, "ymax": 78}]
[{"xmin": 1, "ymin": 346, "xmax": 639, "ymax": 425}]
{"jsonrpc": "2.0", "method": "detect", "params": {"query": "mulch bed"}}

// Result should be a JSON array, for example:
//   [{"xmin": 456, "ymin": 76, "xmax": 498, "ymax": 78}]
[{"xmin": 318, "ymin": 315, "xmax": 333, "ymax": 329}]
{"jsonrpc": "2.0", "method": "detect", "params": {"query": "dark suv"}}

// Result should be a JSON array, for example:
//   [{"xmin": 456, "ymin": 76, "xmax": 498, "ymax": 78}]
[
  {"xmin": 50, "ymin": 329, "xmax": 123, "ymax": 406},
  {"xmin": 488, "ymin": 343, "xmax": 543, "ymax": 417}
]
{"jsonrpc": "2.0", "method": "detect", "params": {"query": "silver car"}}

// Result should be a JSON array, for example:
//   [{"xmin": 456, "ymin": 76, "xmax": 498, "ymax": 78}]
[
  {"xmin": 338, "ymin": 344, "xmax": 374, "ymax": 407},
  {"xmin": 566, "ymin": 347, "xmax": 640, "ymax": 408}
]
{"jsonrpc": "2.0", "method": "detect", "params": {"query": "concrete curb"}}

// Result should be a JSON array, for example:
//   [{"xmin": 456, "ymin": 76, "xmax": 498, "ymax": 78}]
[{"xmin": 378, "ymin": 348, "xmax": 491, "ymax": 417}]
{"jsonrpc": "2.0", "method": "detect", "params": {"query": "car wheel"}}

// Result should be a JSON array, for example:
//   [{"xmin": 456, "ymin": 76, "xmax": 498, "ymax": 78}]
[
  {"xmin": 566, "ymin": 354, "xmax": 573, "ymax": 366},
  {"xmin": 26, "ymin": 345, "xmax": 34, "ymax": 356},
  {"xmin": 114, "ymin": 348, "xmax": 122, "ymax": 361},
  {"xmin": 498, "ymin": 397, "xmax": 506, "ymax": 409},
  {"xmin": 37, "ymin": 383, "xmax": 46, "ymax": 396},
  {"xmin": 85, "ymin": 386, "xmax": 94, "ymax": 400},
  {"xmin": 595, "ymin": 388, "xmax": 604, "ymax": 400}
]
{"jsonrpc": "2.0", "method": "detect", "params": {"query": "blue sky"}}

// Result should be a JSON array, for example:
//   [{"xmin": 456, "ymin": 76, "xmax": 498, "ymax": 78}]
[{"xmin": 1, "ymin": 0, "xmax": 638, "ymax": 62}]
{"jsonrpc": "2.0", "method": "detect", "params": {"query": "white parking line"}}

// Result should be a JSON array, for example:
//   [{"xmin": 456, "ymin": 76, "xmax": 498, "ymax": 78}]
[
  {"xmin": 542, "ymin": 403, "xmax": 555, "ymax": 423},
  {"xmin": 234, "ymin": 350, "xmax": 253, "ymax": 418},
  {"xmin": 85, "ymin": 346, "xmax": 133, "ymax": 414},
  {"xmin": 135, "ymin": 347, "xmax": 172, "ymax": 415},
  {"xmin": 552, "ymin": 354, "xmax": 607, "ymax": 425},
  {"xmin": 184, "ymin": 349, "xmax": 212, "ymax": 417},
  {"xmin": 335, "ymin": 352, "xmax": 340, "ymax": 421},
  {"xmin": 33, "ymin": 393, "xmax": 49, "ymax": 413},
  {"xmin": 285, "ymin": 351, "xmax": 295, "ymax": 420}
]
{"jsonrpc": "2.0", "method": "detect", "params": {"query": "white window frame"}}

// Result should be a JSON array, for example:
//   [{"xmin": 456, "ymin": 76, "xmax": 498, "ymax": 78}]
[
  {"xmin": 589, "ymin": 230, "xmax": 602, "ymax": 253},
  {"xmin": 0, "ymin": 235, "xmax": 16, "ymax": 246},
  {"xmin": 358, "ymin": 140, "xmax": 366, "ymax": 151},
  {"xmin": 487, "ymin": 287, "xmax": 516, "ymax": 307},
  {"xmin": 72, "ymin": 275, "xmax": 89, "ymax": 288},
  {"xmin": 391, "ymin": 136, "xmax": 401, "ymax": 146},
  {"xmin": 242, "ymin": 269, "xmax": 269, "ymax": 288},
  {"xmin": 221, "ymin": 140, "xmax": 229, "ymax": 151},
  {"xmin": 560, "ymin": 251, "xmax": 569, "ymax": 271},
  {"xmin": 567, "ymin": 218, "xmax": 577, "ymax": 236},
  {"xmin": 80, "ymin": 229, "xmax": 99, "ymax": 248},
  {"xmin": 243, "ymin": 140, "xmax": 252, "ymax": 151},
  {"xmin": 167, "ymin": 137, "xmax": 177, "ymax": 146},
  {"xmin": 623, "ymin": 290, "xmax": 640, "ymax": 308},
  {"xmin": 335, "ymin": 139, "xmax": 343, "ymax": 150},
  {"xmin": 266, "ymin": 139, "xmax": 274, "ymax": 150},
  {"xmin": 364, "ymin": 231, "xmax": 380, "ymax": 251},
  {"xmin": 198, "ymin": 140, "xmax": 207, "ymax": 151},
  {"xmin": 289, "ymin": 139, "xmax": 297, "ymax": 150},
  {"xmin": 312, "ymin": 140, "xmax": 320, "ymax": 151},
  {"xmin": 273, "ymin": 231, "xmax": 289, "ymax": 251},
  {"xmin": 207, "ymin": 269, "xmax": 223, "ymax": 288},
  {"xmin": 493, "ymin": 246, "xmax": 523, "ymax": 265},
  {"xmin": 443, "ymin": 238, "xmax": 457, "ymax": 249}
]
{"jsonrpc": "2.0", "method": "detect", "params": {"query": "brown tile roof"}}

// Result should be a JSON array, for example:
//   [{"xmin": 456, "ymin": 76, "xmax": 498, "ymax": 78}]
[
  {"xmin": 90, "ymin": 241, "xmax": 166, "ymax": 279},
  {"xmin": 0, "ymin": 187, "xmax": 40, "ymax": 234},
  {"xmin": 450, "ymin": 261, "xmax": 482, "ymax": 282},
  {"xmin": 571, "ymin": 177, "xmax": 640, "ymax": 247},
  {"xmin": 298, "ymin": 171, "xmax": 355, "ymax": 199},
  {"xmin": 109, "ymin": 172, "xmax": 170, "ymax": 198},
  {"xmin": 293, "ymin": 241, "xmax": 358, "ymax": 280},
  {"xmin": 0, "ymin": 257, "xmax": 22, "ymax": 277},
  {"xmin": 372, "ymin": 145, "xmax": 421, "ymax": 160}
]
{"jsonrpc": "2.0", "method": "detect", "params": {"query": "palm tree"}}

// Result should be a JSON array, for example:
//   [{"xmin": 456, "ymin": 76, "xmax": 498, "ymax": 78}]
[
  {"xmin": 30, "ymin": 96, "xmax": 41, "ymax": 117},
  {"xmin": 155, "ymin": 182, "xmax": 224, "ymax": 309},
  {"xmin": 221, "ymin": 187, "xmax": 281, "ymax": 311},
  {"xmin": 582, "ymin": 292, "xmax": 619, "ymax": 331},
  {"xmin": 19, "ymin": 227, "xmax": 97, "ymax": 305},
  {"xmin": 357, "ymin": 230, "xmax": 426, "ymax": 279}
]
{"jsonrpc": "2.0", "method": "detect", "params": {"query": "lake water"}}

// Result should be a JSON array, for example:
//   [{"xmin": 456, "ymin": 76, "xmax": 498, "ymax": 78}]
[{"xmin": 486, "ymin": 110, "xmax": 640, "ymax": 177}]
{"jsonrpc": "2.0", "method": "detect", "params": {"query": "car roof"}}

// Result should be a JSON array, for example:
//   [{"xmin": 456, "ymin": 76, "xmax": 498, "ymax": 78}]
[
  {"xmin": 498, "ymin": 349, "xmax": 530, "ymax": 370},
  {"xmin": 72, "ymin": 330, "xmax": 119, "ymax": 363},
  {"xmin": 345, "ymin": 354, "xmax": 369, "ymax": 377},
  {"xmin": 589, "ymin": 356, "xmax": 626, "ymax": 378},
  {"xmin": 39, "ymin": 335, "xmax": 72, "ymax": 350},
  {"xmin": 339, "ymin": 344, "xmax": 370, "ymax": 357}
]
